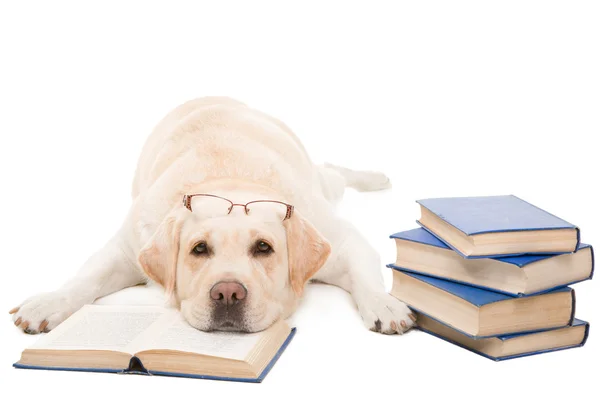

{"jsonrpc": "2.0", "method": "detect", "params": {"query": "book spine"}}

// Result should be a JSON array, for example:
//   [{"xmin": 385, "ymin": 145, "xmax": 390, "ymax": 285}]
[{"xmin": 122, "ymin": 356, "xmax": 150, "ymax": 375}]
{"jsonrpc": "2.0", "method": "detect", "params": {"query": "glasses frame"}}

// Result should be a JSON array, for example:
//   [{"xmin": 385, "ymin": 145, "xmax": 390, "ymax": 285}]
[{"xmin": 182, "ymin": 193, "xmax": 294, "ymax": 220}]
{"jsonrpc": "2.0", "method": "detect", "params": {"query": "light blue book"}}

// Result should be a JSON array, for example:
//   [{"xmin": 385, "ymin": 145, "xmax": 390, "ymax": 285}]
[
  {"xmin": 416, "ymin": 195, "xmax": 580, "ymax": 258},
  {"xmin": 390, "ymin": 271, "xmax": 576, "ymax": 338},
  {"xmin": 389, "ymin": 228, "xmax": 594, "ymax": 296},
  {"xmin": 416, "ymin": 312, "xmax": 589, "ymax": 361}
]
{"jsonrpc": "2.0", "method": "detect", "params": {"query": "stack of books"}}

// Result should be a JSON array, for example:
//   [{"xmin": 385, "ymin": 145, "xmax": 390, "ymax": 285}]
[{"xmin": 388, "ymin": 195, "xmax": 593, "ymax": 361}]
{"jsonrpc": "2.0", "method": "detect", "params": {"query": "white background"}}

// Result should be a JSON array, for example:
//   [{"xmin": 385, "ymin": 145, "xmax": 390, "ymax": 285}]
[{"xmin": 1, "ymin": 1, "xmax": 598, "ymax": 399}]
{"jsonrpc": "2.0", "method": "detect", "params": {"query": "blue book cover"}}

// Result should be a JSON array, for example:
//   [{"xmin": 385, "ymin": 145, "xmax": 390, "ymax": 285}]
[
  {"xmin": 389, "ymin": 228, "xmax": 594, "ymax": 296},
  {"xmin": 416, "ymin": 195, "xmax": 580, "ymax": 258},
  {"xmin": 418, "ymin": 317, "xmax": 589, "ymax": 361},
  {"xmin": 417, "ymin": 195, "xmax": 578, "ymax": 235},
  {"xmin": 13, "ymin": 327, "xmax": 296, "ymax": 383}
]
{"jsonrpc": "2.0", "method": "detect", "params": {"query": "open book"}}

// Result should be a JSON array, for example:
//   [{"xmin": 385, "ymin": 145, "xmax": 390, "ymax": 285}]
[{"xmin": 13, "ymin": 305, "xmax": 295, "ymax": 383}]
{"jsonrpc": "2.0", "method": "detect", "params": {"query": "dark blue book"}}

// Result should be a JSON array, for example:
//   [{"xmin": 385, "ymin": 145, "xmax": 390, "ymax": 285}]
[
  {"xmin": 416, "ymin": 312, "xmax": 589, "ymax": 361},
  {"xmin": 416, "ymin": 195, "xmax": 580, "ymax": 258},
  {"xmin": 13, "ymin": 305, "xmax": 294, "ymax": 383},
  {"xmin": 389, "ymin": 228, "xmax": 594, "ymax": 296},
  {"xmin": 390, "ymin": 271, "xmax": 576, "ymax": 338}
]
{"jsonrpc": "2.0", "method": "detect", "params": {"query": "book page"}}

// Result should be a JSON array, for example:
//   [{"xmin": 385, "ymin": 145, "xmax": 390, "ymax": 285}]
[
  {"xmin": 136, "ymin": 314, "xmax": 263, "ymax": 361},
  {"xmin": 28, "ymin": 305, "xmax": 172, "ymax": 353}
]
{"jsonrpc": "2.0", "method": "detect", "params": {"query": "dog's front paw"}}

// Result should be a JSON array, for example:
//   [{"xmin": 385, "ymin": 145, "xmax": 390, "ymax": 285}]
[
  {"xmin": 9, "ymin": 291, "xmax": 81, "ymax": 334},
  {"xmin": 357, "ymin": 292, "xmax": 416, "ymax": 334}
]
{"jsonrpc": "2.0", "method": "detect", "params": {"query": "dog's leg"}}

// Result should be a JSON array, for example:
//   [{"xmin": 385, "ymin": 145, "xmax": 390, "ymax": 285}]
[
  {"xmin": 314, "ymin": 219, "xmax": 416, "ymax": 335},
  {"xmin": 10, "ymin": 226, "xmax": 145, "ymax": 334}
]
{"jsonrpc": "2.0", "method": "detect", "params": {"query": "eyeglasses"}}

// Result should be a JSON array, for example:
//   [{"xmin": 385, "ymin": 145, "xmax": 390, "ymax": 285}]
[{"xmin": 182, "ymin": 194, "xmax": 294, "ymax": 221}]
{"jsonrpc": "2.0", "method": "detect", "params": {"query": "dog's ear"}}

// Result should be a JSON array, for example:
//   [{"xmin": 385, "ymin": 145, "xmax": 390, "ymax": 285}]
[
  {"xmin": 284, "ymin": 210, "xmax": 331, "ymax": 295},
  {"xmin": 138, "ymin": 209, "xmax": 186, "ymax": 300}
]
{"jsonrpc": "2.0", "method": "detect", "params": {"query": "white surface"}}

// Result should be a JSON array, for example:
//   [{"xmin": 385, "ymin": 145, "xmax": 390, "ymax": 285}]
[{"xmin": 1, "ymin": 1, "xmax": 598, "ymax": 399}]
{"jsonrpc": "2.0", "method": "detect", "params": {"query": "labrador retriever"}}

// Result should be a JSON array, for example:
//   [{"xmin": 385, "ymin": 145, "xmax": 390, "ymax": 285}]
[{"xmin": 10, "ymin": 97, "xmax": 415, "ymax": 335}]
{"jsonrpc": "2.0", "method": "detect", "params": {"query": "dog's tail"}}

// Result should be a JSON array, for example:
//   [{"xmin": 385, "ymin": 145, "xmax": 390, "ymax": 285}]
[{"xmin": 323, "ymin": 162, "xmax": 392, "ymax": 192}]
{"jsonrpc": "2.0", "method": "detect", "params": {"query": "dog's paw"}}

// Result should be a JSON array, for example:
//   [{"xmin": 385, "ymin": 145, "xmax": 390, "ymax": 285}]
[
  {"xmin": 9, "ymin": 291, "xmax": 80, "ymax": 334},
  {"xmin": 357, "ymin": 292, "xmax": 416, "ymax": 334}
]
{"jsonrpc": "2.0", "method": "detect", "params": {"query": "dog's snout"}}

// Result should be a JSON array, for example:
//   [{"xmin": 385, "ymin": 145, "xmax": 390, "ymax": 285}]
[{"xmin": 210, "ymin": 281, "xmax": 247, "ymax": 306}]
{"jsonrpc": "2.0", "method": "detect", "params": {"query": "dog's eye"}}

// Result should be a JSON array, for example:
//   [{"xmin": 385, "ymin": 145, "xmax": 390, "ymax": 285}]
[
  {"xmin": 254, "ymin": 240, "xmax": 273, "ymax": 255},
  {"xmin": 192, "ymin": 242, "xmax": 209, "ymax": 256}
]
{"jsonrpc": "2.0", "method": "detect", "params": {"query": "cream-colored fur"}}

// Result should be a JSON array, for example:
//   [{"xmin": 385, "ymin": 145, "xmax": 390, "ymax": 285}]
[{"xmin": 11, "ymin": 97, "xmax": 415, "ymax": 334}]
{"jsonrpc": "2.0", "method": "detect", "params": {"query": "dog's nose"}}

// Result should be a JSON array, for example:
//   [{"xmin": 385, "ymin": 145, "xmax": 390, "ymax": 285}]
[{"xmin": 210, "ymin": 281, "xmax": 247, "ymax": 306}]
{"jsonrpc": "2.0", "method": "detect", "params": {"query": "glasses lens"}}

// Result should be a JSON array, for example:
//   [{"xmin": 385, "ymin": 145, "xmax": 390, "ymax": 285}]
[
  {"xmin": 190, "ymin": 195, "xmax": 232, "ymax": 218},
  {"xmin": 246, "ymin": 201, "xmax": 288, "ymax": 221}
]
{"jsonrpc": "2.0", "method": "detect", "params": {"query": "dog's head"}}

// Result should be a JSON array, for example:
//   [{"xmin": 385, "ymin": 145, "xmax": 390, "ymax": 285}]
[{"xmin": 138, "ymin": 194, "xmax": 330, "ymax": 332}]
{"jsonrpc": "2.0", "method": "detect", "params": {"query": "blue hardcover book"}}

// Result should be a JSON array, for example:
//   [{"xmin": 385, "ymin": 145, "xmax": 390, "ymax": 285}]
[
  {"xmin": 13, "ymin": 305, "xmax": 294, "ymax": 383},
  {"xmin": 416, "ymin": 195, "xmax": 580, "ymax": 258},
  {"xmin": 416, "ymin": 312, "xmax": 589, "ymax": 361},
  {"xmin": 390, "ymin": 271, "xmax": 576, "ymax": 338},
  {"xmin": 389, "ymin": 228, "xmax": 594, "ymax": 297}
]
